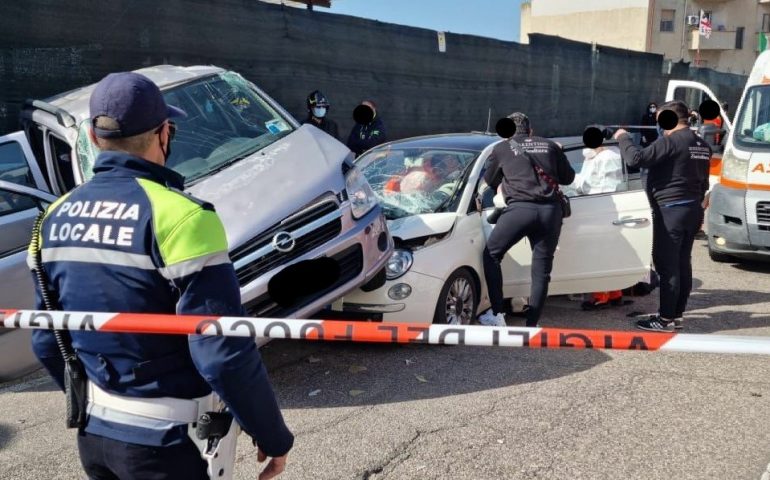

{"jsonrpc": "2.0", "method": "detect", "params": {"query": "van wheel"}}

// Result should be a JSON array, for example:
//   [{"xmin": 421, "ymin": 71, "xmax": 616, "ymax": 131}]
[
  {"xmin": 433, "ymin": 268, "xmax": 478, "ymax": 325},
  {"xmin": 708, "ymin": 241, "xmax": 733, "ymax": 263}
]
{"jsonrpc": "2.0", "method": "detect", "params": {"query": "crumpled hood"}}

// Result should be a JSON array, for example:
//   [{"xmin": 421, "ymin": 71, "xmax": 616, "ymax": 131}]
[
  {"xmin": 387, "ymin": 212, "xmax": 457, "ymax": 241},
  {"xmin": 188, "ymin": 125, "xmax": 350, "ymax": 248}
]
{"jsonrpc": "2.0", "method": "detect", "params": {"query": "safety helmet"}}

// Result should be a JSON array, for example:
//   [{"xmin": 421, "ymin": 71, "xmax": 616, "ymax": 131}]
[{"xmin": 307, "ymin": 90, "xmax": 330, "ymax": 110}]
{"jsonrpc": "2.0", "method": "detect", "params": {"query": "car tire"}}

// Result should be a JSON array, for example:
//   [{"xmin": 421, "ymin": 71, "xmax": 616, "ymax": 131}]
[
  {"xmin": 432, "ymin": 268, "xmax": 479, "ymax": 325},
  {"xmin": 708, "ymin": 240, "xmax": 733, "ymax": 263}
]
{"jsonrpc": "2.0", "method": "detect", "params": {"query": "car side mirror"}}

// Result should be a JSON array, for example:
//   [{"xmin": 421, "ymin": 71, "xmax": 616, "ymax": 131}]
[{"xmin": 0, "ymin": 180, "xmax": 58, "ymax": 212}]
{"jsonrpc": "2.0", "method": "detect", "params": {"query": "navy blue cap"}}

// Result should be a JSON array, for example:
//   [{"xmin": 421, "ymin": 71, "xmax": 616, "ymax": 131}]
[{"xmin": 90, "ymin": 72, "xmax": 186, "ymax": 139}]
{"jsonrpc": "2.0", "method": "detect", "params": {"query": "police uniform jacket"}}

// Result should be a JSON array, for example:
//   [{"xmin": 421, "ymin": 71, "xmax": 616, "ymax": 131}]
[{"xmin": 29, "ymin": 151, "xmax": 294, "ymax": 455}]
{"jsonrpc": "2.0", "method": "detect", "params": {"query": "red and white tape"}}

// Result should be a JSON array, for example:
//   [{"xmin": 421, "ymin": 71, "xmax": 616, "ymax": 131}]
[{"xmin": 2, "ymin": 309, "xmax": 769, "ymax": 355}]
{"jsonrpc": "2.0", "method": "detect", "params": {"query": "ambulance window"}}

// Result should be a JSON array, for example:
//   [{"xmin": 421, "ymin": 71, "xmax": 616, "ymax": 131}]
[
  {"xmin": 0, "ymin": 141, "xmax": 37, "ymax": 216},
  {"xmin": 734, "ymin": 85, "xmax": 770, "ymax": 150}
]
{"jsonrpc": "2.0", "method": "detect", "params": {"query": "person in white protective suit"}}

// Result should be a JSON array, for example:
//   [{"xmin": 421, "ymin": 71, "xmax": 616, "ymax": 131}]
[{"xmin": 571, "ymin": 145, "xmax": 625, "ymax": 195}]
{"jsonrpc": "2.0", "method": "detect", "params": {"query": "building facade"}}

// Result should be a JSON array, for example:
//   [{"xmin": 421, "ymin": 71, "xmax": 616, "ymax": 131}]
[{"xmin": 521, "ymin": 0, "xmax": 770, "ymax": 75}]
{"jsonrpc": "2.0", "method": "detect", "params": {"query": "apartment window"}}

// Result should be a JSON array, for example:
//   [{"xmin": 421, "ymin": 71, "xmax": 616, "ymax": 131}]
[
  {"xmin": 736, "ymin": 27, "xmax": 745, "ymax": 49},
  {"xmin": 763, "ymin": 14, "xmax": 770, "ymax": 33},
  {"xmin": 660, "ymin": 9, "xmax": 675, "ymax": 32}
]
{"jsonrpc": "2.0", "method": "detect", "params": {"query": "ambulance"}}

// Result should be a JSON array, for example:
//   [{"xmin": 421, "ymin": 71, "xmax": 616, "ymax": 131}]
[{"xmin": 706, "ymin": 51, "xmax": 770, "ymax": 262}]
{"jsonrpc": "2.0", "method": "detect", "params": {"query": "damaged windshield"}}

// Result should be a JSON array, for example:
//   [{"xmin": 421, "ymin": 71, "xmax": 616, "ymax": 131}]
[
  {"xmin": 358, "ymin": 146, "xmax": 479, "ymax": 220},
  {"xmin": 77, "ymin": 71, "xmax": 294, "ymax": 183}
]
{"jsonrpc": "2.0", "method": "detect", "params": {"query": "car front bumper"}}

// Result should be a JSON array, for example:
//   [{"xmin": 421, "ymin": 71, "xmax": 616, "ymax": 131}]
[
  {"xmin": 707, "ymin": 184, "xmax": 770, "ymax": 260},
  {"xmin": 239, "ymin": 204, "xmax": 393, "ymax": 319},
  {"xmin": 335, "ymin": 269, "xmax": 446, "ymax": 324}
]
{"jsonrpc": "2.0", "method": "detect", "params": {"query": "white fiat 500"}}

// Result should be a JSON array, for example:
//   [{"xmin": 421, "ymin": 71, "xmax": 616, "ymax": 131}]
[{"xmin": 336, "ymin": 133, "xmax": 654, "ymax": 324}]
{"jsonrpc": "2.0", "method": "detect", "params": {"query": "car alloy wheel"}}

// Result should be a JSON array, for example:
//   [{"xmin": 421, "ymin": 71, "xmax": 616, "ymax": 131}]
[{"xmin": 434, "ymin": 268, "xmax": 478, "ymax": 325}]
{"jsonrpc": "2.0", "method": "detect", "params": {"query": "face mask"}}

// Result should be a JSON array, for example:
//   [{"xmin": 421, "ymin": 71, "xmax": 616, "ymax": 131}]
[
  {"xmin": 313, "ymin": 107, "xmax": 327, "ymax": 118},
  {"xmin": 649, "ymin": 107, "xmax": 657, "ymax": 114}
]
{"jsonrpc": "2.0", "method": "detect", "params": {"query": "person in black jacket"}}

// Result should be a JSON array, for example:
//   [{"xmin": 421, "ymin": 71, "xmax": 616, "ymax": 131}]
[
  {"xmin": 302, "ymin": 90, "xmax": 339, "ymax": 140},
  {"xmin": 479, "ymin": 113, "xmax": 575, "ymax": 327},
  {"xmin": 347, "ymin": 100, "xmax": 386, "ymax": 157},
  {"xmin": 640, "ymin": 102, "xmax": 659, "ymax": 147},
  {"xmin": 614, "ymin": 100, "xmax": 711, "ymax": 332}
]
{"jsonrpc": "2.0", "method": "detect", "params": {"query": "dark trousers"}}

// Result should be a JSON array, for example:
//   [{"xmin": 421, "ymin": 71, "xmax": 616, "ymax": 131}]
[
  {"xmin": 652, "ymin": 202, "xmax": 704, "ymax": 319},
  {"xmin": 78, "ymin": 431, "xmax": 208, "ymax": 480},
  {"xmin": 483, "ymin": 202, "xmax": 562, "ymax": 326}
]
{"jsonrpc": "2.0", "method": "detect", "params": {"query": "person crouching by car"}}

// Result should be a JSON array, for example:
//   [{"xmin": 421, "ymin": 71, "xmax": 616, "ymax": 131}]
[{"xmin": 479, "ymin": 113, "xmax": 575, "ymax": 328}]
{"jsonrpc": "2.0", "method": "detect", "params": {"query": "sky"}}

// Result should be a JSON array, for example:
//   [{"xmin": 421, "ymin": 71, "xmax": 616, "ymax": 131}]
[{"xmin": 326, "ymin": 0, "xmax": 523, "ymax": 42}]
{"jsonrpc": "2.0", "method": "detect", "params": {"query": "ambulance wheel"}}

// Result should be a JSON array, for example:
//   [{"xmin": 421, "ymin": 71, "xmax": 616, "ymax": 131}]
[{"xmin": 433, "ymin": 268, "xmax": 478, "ymax": 325}]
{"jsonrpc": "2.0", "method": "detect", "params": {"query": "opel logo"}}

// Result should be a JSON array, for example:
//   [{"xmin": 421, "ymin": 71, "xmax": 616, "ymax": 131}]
[{"xmin": 272, "ymin": 231, "xmax": 296, "ymax": 253}]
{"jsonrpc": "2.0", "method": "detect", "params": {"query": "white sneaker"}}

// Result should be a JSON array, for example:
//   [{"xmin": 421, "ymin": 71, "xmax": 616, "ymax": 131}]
[{"xmin": 478, "ymin": 309, "xmax": 507, "ymax": 327}]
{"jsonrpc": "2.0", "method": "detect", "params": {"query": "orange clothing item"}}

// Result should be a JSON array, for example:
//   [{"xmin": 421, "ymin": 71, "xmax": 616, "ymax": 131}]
[{"xmin": 591, "ymin": 290, "xmax": 622, "ymax": 304}]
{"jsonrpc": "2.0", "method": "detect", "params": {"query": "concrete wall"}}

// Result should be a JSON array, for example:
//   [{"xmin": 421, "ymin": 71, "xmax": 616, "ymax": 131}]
[
  {"xmin": 0, "ymin": 0, "xmax": 748, "ymax": 141},
  {"xmin": 521, "ymin": 0, "xmax": 650, "ymax": 51}
]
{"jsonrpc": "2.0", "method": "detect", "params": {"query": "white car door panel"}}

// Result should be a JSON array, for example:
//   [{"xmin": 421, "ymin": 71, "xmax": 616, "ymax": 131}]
[{"xmin": 482, "ymin": 143, "xmax": 652, "ymax": 298}]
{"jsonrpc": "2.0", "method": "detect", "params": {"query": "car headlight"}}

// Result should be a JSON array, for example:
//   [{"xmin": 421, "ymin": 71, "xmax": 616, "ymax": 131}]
[
  {"xmin": 386, "ymin": 249, "xmax": 413, "ymax": 280},
  {"xmin": 345, "ymin": 166, "xmax": 377, "ymax": 219}
]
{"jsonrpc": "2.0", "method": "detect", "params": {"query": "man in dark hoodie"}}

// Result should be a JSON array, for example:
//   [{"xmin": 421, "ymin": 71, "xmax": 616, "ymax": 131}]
[
  {"xmin": 479, "ymin": 112, "xmax": 575, "ymax": 328},
  {"xmin": 347, "ymin": 100, "xmax": 387, "ymax": 157},
  {"xmin": 614, "ymin": 100, "xmax": 711, "ymax": 332}
]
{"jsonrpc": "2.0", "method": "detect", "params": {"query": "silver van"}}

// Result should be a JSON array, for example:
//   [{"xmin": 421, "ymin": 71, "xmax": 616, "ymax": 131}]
[{"xmin": 0, "ymin": 65, "xmax": 392, "ymax": 380}]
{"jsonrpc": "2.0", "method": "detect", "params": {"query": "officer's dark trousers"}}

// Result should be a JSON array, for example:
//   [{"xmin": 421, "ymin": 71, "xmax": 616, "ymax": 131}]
[
  {"xmin": 483, "ymin": 202, "xmax": 562, "ymax": 326},
  {"xmin": 652, "ymin": 201, "xmax": 704, "ymax": 319},
  {"xmin": 78, "ymin": 431, "xmax": 208, "ymax": 480}
]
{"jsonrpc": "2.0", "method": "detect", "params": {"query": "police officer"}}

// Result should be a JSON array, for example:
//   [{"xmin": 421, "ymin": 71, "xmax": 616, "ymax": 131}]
[
  {"xmin": 302, "ymin": 90, "xmax": 339, "ymax": 139},
  {"xmin": 479, "ymin": 113, "xmax": 575, "ymax": 328},
  {"xmin": 613, "ymin": 100, "xmax": 711, "ymax": 332},
  {"xmin": 29, "ymin": 72, "xmax": 293, "ymax": 479},
  {"xmin": 347, "ymin": 100, "xmax": 387, "ymax": 157}
]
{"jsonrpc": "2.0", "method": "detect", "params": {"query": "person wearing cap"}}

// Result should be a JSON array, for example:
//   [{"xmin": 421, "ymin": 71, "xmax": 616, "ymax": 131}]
[
  {"xmin": 302, "ymin": 90, "xmax": 339, "ymax": 139},
  {"xmin": 479, "ymin": 112, "xmax": 575, "ymax": 328},
  {"xmin": 28, "ymin": 72, "xmax": 293, "ymax": 479},
  {"xmin": 347, "ymin": 100, "xmax": 387, "ymax": 157},
  {"xmin": 614, "ymin": 100, "xmax": 711, "ymax": 333}
]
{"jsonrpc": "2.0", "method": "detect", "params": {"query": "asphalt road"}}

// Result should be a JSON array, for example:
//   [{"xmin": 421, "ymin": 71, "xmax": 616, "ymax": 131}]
[{"xmin": 1, "ymin": 239, "xmax": 769, "ymax": 480}]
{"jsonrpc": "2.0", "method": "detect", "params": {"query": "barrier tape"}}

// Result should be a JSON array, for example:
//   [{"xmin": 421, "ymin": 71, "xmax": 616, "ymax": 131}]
[{"xmin": 2, "ymin": 309, "xmax": 770, "ymax": 355}]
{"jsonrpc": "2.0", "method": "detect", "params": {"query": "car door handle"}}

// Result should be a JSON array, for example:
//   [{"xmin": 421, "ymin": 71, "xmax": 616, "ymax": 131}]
[{"xmin": 612, "ymin": 217, "xmax": 650, "ymax": 226}]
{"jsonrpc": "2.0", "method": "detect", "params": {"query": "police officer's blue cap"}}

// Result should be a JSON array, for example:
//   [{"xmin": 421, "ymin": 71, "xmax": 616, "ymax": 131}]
[{"xmin": 90, "ymin": 72, "xmax": 186, "ymax": 139}]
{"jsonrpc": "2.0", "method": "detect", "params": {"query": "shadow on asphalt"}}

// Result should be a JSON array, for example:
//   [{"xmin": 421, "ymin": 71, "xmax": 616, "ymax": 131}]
[
  {"xmin": 261, "ymin": 339, "xmax": 612, "ymax": 409},
  {"xmin": 0, "ymin": 422, "xmax": 16, "ymax": 450}
]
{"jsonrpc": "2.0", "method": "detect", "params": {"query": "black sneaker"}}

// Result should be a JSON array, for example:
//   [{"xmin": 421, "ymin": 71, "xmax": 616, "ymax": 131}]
[{"xmin": 636, "ymin": 316, "xmax": 675, "ymax": 332}]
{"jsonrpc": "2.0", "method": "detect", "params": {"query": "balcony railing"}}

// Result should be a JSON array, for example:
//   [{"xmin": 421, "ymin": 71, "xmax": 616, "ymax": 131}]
[{"xmin": 689, "ymin": 30, "xmax": 737, "ymax": 50}]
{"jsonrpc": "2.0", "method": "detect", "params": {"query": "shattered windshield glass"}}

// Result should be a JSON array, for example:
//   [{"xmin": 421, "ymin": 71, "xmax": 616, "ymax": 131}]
[
  {"xmin": 76, "ymin": 71, "xmax": 294, "ymax": 183},
  {"xmin": 358, "ymin": 146, "xmax": 480, "ymax": 220}
]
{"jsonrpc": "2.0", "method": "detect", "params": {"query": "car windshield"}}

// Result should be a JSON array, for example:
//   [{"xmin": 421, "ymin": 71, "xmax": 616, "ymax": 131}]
[
  {"xmin": 76, "ymin": 71, "xmax": 295, "ymax": 183},
  {"xmin": 734, "ymin": 85, "xmax": 770, "ymax": 150},
  {"xmin": 358, "ymin": 146, "xmax": 479, "ymax": 220}
]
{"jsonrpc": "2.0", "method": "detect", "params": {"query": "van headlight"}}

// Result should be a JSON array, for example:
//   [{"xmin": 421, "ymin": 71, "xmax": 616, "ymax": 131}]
[
  {"xmin": 721, "ymin": 148, "xmax": 749, "ymax": 183},
  {"xmin": 345, "ymin": 167, "xmax": 377, "ymax": 219},
  {"xmin": 386, "ymin": 249, "xmax": 413, "ymax": 280}
]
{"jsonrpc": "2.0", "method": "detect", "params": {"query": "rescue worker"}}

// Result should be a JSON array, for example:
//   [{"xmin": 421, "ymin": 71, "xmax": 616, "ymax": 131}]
[
  {"xmin": 614, "ymin": 100, "xmax": 711, "ymax": 332},
  {"xmin": 301, "ymin": 90, "xmax": 339, "ymax": 139},
  {"xmin": 29, "ymin": 72, "xmax": 293, "ymax": 479},
  {"xmin": 347, "ymin": 100, "xmax": 387, "ymax": 157},
  {"xmin": 479, "ymin": 112, "xmax": 575, "ymax": 328}
]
